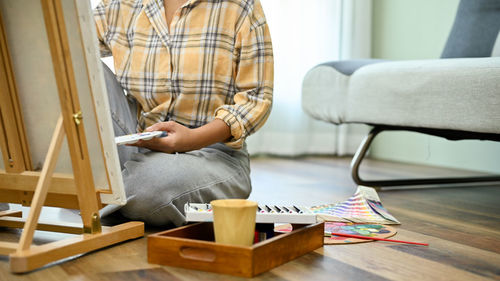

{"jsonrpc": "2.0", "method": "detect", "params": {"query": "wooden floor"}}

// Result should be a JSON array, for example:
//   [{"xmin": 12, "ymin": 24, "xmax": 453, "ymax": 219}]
[{"xmin": 1, "ymin": 156, "xmax": 499, "ymax": 280}]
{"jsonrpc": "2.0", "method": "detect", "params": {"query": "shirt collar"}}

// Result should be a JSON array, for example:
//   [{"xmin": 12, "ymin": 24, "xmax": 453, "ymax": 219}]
[
  {"xmin": 143, "ymin": 0, "xmax": 171, "ymax": 47},
  {"xmin": 142, "ymin": 0, "xmax": 200, "ymax": 47}
]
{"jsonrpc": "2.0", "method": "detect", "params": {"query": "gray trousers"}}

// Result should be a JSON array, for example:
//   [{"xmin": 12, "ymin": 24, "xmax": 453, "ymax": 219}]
[{"xmin": 102, "ymin": 63, "xmax": 252, "ymax": 227}]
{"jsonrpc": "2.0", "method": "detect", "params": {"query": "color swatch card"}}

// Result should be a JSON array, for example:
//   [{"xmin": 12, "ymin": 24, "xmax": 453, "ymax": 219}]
[
  {"xmin": 309, "ymin": 186, "xmax": 400, "ymax": 224},
  {"xmin": 115, "ymin": 131, "xmax": 167, "ymax": 145}
]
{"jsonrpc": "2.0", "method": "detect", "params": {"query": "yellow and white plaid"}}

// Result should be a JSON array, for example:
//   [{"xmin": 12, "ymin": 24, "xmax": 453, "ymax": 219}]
[{"xmin": 94, "ymin": 0, "xmax": 273, "ymax": 148}]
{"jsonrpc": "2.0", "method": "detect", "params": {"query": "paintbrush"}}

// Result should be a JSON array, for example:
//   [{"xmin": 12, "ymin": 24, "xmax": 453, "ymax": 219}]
[{"xmin": 326, "ymin": 232, "xmax": 429, "ymax": 246}]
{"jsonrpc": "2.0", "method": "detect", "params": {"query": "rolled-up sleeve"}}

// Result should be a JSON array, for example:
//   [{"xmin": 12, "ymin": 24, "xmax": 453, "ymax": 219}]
[
  {"xmin": 215, "ymin": 1, "xmax": 274, "ymax": 149},
  {"xmin": 93, "ymin": 0, "xmax": 113, "ymax": 57}
]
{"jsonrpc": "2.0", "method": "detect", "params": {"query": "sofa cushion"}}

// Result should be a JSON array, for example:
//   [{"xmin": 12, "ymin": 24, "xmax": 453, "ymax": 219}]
[
  {"xmin": 346, "ymin": 57, "xmax": 500, "ymax": 134},
  {"xmin": 302, "ymin": 60, "xmax": 386, "ymax": 124},
  {"xmin": 302, "ymin": 57, "xmax": 500, "ymax": 135}
]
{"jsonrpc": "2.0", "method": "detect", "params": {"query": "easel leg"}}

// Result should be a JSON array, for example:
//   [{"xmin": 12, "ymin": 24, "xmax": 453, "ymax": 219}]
[
  {"xmin": 0, "ymin": 210, "xmax": 22, "ymax": 218},
  {"xmin": 10, "ymin": 221, "xmax": 143, "ymax": 273},
  {"xmin": 17, "ymin": 116, "xmax": 65, "ymax": 252}
]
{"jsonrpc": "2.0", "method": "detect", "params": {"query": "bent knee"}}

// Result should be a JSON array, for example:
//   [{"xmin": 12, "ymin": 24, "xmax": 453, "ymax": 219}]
[{"xmin": 121, "ymin": 168, "xmax": 251, "ymax": 226}]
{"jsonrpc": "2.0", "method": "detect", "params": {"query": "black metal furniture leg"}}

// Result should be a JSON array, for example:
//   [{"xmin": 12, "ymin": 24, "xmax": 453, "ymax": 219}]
[{"xmin": 350, "ymin": 127, "xmax": 500, "ymax": 188}]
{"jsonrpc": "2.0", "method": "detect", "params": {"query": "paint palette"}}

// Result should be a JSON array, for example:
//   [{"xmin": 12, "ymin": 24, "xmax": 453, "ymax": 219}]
[
  {"xmin": 323, "ymin": 222, "xmax": 397, "ymax": 244},
  {"xmin": 274, "ymin": 222, "xmax": 397, "ymax": 245},
  {"xmin": 114, "ymin": 131, "xmax": 167, "ymax": 145}
]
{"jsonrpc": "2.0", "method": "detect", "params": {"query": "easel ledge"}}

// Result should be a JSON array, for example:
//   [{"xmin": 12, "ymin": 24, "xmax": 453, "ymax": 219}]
[{"xmin": 0, "ymin": 0, "xmax": 144, "ymax": 273}]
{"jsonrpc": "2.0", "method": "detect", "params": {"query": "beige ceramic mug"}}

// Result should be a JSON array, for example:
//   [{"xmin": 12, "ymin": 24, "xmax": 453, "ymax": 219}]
[{"xmin": 211, "ymin": 199, "xmax": 258, "ymax": 246}]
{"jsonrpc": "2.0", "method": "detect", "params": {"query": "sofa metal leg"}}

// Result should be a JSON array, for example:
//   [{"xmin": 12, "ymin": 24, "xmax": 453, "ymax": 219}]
[{"xmin": 350, "ymin": 127, "xmax": 500, "ymax": 188}]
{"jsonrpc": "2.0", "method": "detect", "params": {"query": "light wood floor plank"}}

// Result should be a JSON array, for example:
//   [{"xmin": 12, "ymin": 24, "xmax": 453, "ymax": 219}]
[{"xmin": 319, "ymin": 241, "xmax": 492, "ymax": 281}]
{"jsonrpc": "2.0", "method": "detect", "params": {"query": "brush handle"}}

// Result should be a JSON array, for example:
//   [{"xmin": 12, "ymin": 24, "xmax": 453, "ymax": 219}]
[{"xmin": 327, "ymin": 232, "xmax": 429, "ymax": 246}]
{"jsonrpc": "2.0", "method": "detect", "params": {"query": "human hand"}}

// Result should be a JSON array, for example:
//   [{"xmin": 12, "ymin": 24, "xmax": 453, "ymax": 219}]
[
  {"xmin": 130, "ymin": 121, "xmax": 197, "ymax": 153},
  {"xmin": 128, "ymin": 119, "xmax": 231, "ymax": 153}
]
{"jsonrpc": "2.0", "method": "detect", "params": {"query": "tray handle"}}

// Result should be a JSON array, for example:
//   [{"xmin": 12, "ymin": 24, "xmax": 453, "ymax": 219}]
[{"xmin": 179, "ymin": 246, "xmax": 216, "ymax": 262}]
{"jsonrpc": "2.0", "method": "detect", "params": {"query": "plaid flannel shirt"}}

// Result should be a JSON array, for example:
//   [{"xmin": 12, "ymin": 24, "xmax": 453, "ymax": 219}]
[{"xmin": 94, "ymin": 0, "xmax": 273, "ymax": 148}]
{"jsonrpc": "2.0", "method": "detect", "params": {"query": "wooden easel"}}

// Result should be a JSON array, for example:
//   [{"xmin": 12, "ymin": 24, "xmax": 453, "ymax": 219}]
[{"xmin": 0, "ymin": 0, "xmax": 144, "ymax": 273}]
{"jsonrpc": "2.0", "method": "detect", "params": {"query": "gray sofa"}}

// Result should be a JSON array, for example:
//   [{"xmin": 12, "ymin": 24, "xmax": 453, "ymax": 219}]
[{"xmin": 302, "ymin": 0, "xmax": 500, "ymax": 187}]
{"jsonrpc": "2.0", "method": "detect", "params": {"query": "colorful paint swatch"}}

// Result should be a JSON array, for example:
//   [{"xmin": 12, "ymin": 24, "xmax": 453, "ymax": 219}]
[{"xmin": 309, "ymin": 186, "xmax": 400, "ymax": 224}]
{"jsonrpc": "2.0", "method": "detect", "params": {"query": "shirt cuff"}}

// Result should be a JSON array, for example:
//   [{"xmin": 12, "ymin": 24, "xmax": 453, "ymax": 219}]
[{"xmin": 214, "ymin": 108, "xmax": 244, "ymax": 149}]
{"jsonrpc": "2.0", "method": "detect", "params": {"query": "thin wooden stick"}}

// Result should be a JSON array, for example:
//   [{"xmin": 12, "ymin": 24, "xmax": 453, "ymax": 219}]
[
  {"xmin": 17, "ymin": 115, "xmax": 65, "ymax": 252},
  {"xmin": 326, "ymin": 232, "xmax": 429, "ymax": 246}
]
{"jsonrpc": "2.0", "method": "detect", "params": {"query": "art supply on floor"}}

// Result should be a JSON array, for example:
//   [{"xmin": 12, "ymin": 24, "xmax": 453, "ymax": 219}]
[
  {"xmin": 185, "ymin": 203, "xmax": 316, "ymax": 224},
  {"xmin": 309, "ymin": 186, "xmax": 400, "ymax": 224},
  {"xmin": 186, "ymin": 186, "xmax": 399, "ymax": 225},
  {"xmin": 325, "ymin": 232, "xmax": 429, "ymax": 246},
  {"xmin": 275, "ymin": 222, "xmax": 399, "ymax": 245},
  {"xmin": 115, "ymin": 131, "xmax": 167, "ymax": 145},
  {"xmin": 322, "ymin": 222, "xmax": 397, "ymax": 244}
]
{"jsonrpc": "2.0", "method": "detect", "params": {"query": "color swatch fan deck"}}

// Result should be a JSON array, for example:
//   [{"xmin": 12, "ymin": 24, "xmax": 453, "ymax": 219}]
[{"xmin": 309, "ymin": 186, "xmax": 400, "ymax": 224}]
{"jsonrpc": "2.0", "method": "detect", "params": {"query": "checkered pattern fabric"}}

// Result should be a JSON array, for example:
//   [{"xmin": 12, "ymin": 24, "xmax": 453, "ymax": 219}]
[{"xmin": 94, "ymin": 0, "xmax": 273, "ymax": 148}]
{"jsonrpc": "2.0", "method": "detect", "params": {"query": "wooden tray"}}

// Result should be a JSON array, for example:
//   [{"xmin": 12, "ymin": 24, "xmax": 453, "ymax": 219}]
[{"xmin": 147, "ymin": 222, "xmax": 324, "ymax": 277}]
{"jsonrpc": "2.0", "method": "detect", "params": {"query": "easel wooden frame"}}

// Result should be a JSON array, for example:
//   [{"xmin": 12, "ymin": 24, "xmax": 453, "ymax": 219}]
[{"xmin": 0, "ymin": 0, "xmax": 144, "ymax": 273}]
